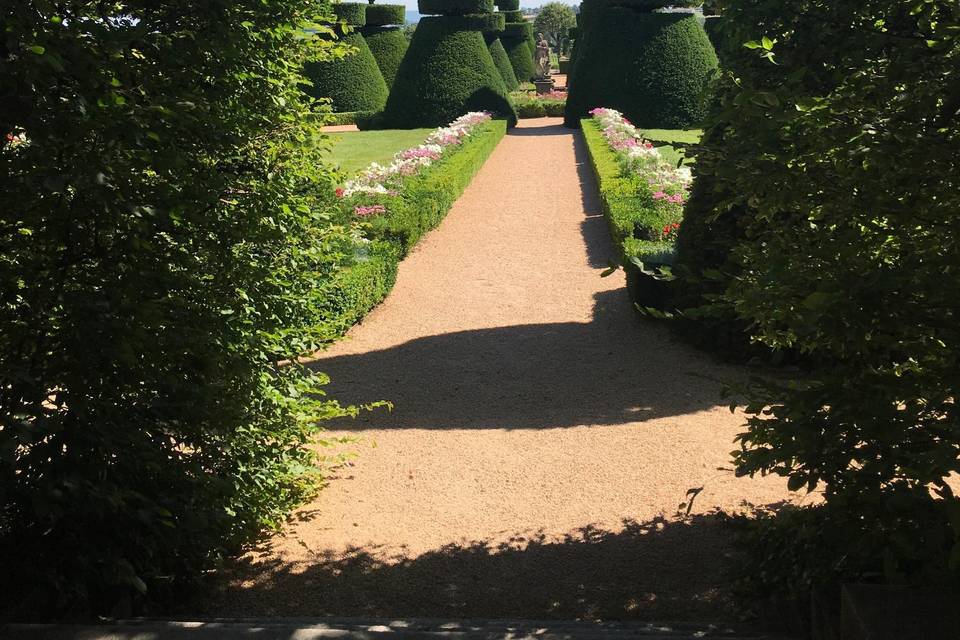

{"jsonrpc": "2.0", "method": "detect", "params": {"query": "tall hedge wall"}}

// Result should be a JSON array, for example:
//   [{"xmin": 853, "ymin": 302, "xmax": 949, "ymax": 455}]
[
  {"xmin": 363, "ymin": 26, "xmax": 409, "ymax": 88},
  {"xmin": 380, "ymin": 16, "xmax": 517, "ymax": 128},
  {"xmin": 304, "ymin": 31, "xmax": 389, "ymax": 112},
  {"xmin": 564, "ymin": 9, "xmax": 717, "ymax": 128}
]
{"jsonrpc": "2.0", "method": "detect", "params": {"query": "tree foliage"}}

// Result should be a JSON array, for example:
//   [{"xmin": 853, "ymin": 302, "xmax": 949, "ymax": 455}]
[
  {"xmin": 0, "ymin": 0, "xmax": 359, "ymax": 616},
  {"xmin": 533, "ymin": 2, "xmax": 576, "ymax": 54},
  {"xmin": 689, "ymin": 0, "xmax": 960, "ymax": 589}
]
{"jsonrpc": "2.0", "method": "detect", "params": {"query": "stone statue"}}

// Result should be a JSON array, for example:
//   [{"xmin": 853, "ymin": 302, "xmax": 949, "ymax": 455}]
[{"xmin": 534, "ymin": 32, "xmax": 551, "ymax": 80}]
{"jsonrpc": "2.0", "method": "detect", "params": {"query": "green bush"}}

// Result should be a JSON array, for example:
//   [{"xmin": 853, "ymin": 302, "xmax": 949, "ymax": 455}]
[
  {"xmin": 503, "ymin": 20, "xmax": 532, "ymax": 38},
  {"xmin": 686, "ymin": 0, "xmax": 960, "ymax": 605},
  {"xmin": 580, "ymin": 119, "xmax": 682, "ymax": 308},
  {"xmin": 321, "ymin": 122, "xmax": 506, "ymax": 333},
  {"xmin": 565, "ymin": 10, "xmax": 717, "ymax": 128},
  {"xmin": 0, "ymin": 1, "xmax": 357, "ymax": 617},
  {"xmin": 365, "ymin": 3, "xmax": 406, "ymax": 25},
  {"xmin": 363, "ymin": 26, "xmax": 410, "ymax": 88},
  {"xmin": 495, "ymin": 0, "xmax": 520, "ymax": 10},
  {"xmin": 487, "ymin": 36, "xmax": 520, "ymax": 91},
  {"xmin": 333, "ymin": 2, "xmax": 367, "ymax": 25},
  {"xmin": 502, "ymin": 35, "xmax": 536, "ymax": 82},
  {"xmin": 326, "ymin": 110, "xmax": 377, "ymax": 125},
  {"xmin": 513, "ymin": 94, "xmax": 566, "ymax": 118},
  {"xmin": 304, "ymin": 31, "xmax": 389, "ymax": 112},
  {"xmin": 381, "ymin": 16, "xmax": 517, "ymax": 128},
  {"xmin": 419, "ymin": 0, "xmax": 494, "ymax": 15},
  {"xmin": 500, "ymin": 10, "xmax": 524, "ymax": 22}
]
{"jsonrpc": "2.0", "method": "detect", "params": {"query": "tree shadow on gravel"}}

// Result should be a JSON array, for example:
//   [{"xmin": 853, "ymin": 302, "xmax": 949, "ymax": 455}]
[
  {"xmin": 202, "ymin": 512, "xmax": 757, "ymax": 624},
  {"xmin": 308, "ymin": 288, "xmax": 737, "ymax": 430}
]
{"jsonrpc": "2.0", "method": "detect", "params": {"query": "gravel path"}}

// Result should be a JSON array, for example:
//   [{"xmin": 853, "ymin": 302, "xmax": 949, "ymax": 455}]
[{"xmin": 205, "ymin": 118, "xmax": 802, "ymax": 622}]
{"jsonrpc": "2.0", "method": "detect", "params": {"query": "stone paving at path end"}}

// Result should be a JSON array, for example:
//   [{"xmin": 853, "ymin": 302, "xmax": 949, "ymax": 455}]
[{"xmin": 204, "ymin": 118, "xmax": 804, "ymax": 622}]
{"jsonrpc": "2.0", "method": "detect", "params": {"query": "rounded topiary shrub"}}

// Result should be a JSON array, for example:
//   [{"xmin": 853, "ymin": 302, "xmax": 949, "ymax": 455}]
[
  {"xmin": 502, "ymin": 33, "xmax": 535, "ymax": 82},
  {"xmin": 564, "ymin": 9, "xmax": 717, "ymax": 128},
  {"xmin": 380, "ymin": 15, "xmax": 517, "ymax": 128},
  {"xmin": 363, "ymin": 26, "xmax": 409, "ymax": 88},
  {"xmin": 486, "ymin": 35, "xmax": 519, "ymax": 91},
  {"xmin": 303, "ymin": 30, "xmax": 389, "ymax": 112},
  {"xmin": 419, "ymin": 0, "xmax": 494, "ymax": 15},
  {"xmin": 365, "ymin": 3, "xmax": 406, "ymax": 25},
  {"xmin": 333, "ymin": 2, "xmax": 367, "ymax": 25}
]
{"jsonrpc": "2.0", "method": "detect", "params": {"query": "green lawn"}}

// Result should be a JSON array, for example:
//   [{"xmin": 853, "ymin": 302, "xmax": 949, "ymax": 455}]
[
  {"xmin": 327, "ymin": 129, "xmax": 433, "ymax": 176},
  {"xmin": 639, "ymin": 128, "xmax": 702, "ymax": 166}
]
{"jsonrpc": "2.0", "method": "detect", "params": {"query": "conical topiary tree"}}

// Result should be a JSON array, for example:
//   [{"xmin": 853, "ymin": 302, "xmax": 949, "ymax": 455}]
[
  {"xmin": 563, "ymin": 0, "xmax": 717, "ymax": 128},
  {"xmin": 486, "ymin": 33, "xmax": 519, "ymax": 91},
  {"xmin": 380, "ymin": 0, "xmax": 517, "ymax": 128},
  {"xmin": 500, "ymin": 20, "xmax": 535, "ymax": 82},
  {"xmin": 361, "ymin": 4, "xmax": 409, "ymax": 88},
  {"xmin": 304, "ymin": 3, "xmax": 389, "ymax": 112}
]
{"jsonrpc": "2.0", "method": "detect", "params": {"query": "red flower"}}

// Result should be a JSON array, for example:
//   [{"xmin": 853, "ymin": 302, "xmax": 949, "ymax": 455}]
[{"xmin": 335, "ymin": 187, "xmax": 344, "ymax": 198}]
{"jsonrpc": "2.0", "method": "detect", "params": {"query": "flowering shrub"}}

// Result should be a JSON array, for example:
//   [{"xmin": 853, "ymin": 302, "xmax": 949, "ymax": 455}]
[
  {"xmin": 589, "ymin": 107, "xmax": 691, "ymax": 198},
  {"xmin": 339, "ymin": 112, "xmax": 493, "ymax": 209}
]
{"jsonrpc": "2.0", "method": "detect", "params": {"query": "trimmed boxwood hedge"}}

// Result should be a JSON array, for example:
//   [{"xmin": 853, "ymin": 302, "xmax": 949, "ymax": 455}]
[
  {"xmin": 380, "ymin": 16, "xmax": 517, "ymax": 128},
  {"xmin": 503, "ymin": 20, "xmax": 532, "ymax": 38},
  {"xmin": 564, "ymin": 9, "xmax": 717, "ymax": 128},
  {"xmin": 333, "ymin": 2, "xmax": 367, "ymax": 25},
  {"xmin": 495, "ymin": 0, "xmax": 520, "ymax": 9},
  {"xmin": 487, "ymin": 36, "xmax": 520, "ymax": 91},
  {"xmin": 502, "ymin": 35, "xmax": 535, "ymax": 82},
  {"xmin": 363, "ymin": 26, "xmax": 409, "ymax": 88},
  {"xmin": 365, "ymin": 3, "xmax": 406, "ymax": 25},
  {"xmin": 325, "ymin": 110, "xmax": 376, "ymax": 126},
  {"xmin": 319, "ymin": 121, "xmax": 507, "ymax": 338},
  {"xmin": 419, "ymin": 0, "xmax": 494, "ymax": 15},
  {"xmin": 580, "ymin": 117, "xmax": 679, "ymax": 309},
  {"xmin": 303, "ymin": 31, "xmax": 388, "ymax": 112},
  {"xmin": 514, "ymin": 96, "xmax": 566, "ymax": 118}
]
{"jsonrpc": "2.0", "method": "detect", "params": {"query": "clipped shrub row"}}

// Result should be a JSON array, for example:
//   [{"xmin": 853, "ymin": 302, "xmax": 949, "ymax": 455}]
[
  {"xmin": 512, "ymin": 92, "xmax": 566, "ymax": 118},
  {"xmin": 325, "ymin": 110, "xmax": 377, "ymax": 126},
  {"xmin": 580, "ymin": 113, "xmax": 690, "ymax": 308},
  {"xmin": 316, "ymin": 120, "xmax": 508, "ymax": 338}
]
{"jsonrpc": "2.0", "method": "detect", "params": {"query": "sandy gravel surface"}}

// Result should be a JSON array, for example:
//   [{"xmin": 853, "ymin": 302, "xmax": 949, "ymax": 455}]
[{"xmin": 204, "ymin": 119, "xmax": 803, "ymax": 622}]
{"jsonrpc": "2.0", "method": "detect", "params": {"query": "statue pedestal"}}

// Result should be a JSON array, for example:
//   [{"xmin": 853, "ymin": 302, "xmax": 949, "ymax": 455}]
[{"xmin": 533, "ymin": 78, "xmax": 555, "ymax": 95}]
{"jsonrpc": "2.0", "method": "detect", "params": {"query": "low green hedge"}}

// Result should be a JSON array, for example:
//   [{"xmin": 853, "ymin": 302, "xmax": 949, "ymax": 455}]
[
  {"xmin": 503, "ymin": 21, "xmax": 532, "ymax": 38},
  {"xmin": 365, "ymin": 3, "xmax": 406, "ymax": 25},
  {"xmin": 333, "ymin": 2, "xmax": 367, "ymax": 26},
  {"xmin": 317, "ymin": 121, "xmax": 507, "ymax": 340},
  {"xmin": 580, "ymin": 118, "xmax": 679, "ymax": 308},
  {"xmin": 513, "ymin": 95, "xmax": 566, "ymax": 118},
  {"xmin": 418, "ymin": 0, "xmax": 494, "ymax": 15},
  {"xmin": 325, "ymin": 110, "xmax": 376, "ymax": 126}
]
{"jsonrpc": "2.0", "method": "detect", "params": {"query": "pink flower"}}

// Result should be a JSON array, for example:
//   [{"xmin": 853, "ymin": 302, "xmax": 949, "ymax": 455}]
[
  {"xmin": 653, "ymin": 191, "xmax": 667, "ymax": 200},
  {"xmin": 354, "ymin": 204, "xmax": 387, "ymax": 217}
]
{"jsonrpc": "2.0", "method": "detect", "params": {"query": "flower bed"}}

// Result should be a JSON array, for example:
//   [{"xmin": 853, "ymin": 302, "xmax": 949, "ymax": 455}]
[
  {"xmin": 511, "ymin": 90, "xmax": 567, "ymax": 118},
  {"xmin": 314, "ymin": 113, "xmax": 507, "ymax": 343},
  {"xmin": 581, "ymin": 107, "xmax": 693, "ymax": 309}
]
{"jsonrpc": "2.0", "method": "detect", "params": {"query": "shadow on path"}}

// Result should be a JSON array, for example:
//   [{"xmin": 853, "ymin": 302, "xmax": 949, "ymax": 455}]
[
  {"xmin": 204, "ymin": 511, "xmax": 763, "ymax": 622},
  {"xmin": 310, "ymin": 289, "xmax": 731, "ymax": 430}
]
